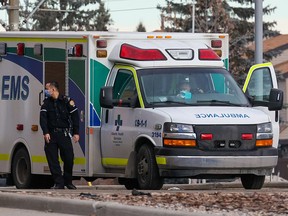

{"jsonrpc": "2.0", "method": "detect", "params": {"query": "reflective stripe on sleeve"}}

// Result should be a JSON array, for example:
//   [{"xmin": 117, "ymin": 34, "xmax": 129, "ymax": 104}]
[{"xmin": 70, "ymin": 108, "xmax": 78, "ymax": 113}]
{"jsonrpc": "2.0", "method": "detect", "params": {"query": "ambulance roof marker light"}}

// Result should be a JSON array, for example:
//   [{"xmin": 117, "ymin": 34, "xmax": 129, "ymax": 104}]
[
  {"xmin": 0, "ymin": 42, "xmax": 7, "ymax": 55},
  {"xmin": 17, "ymin": 43, "xmax": 25, "ymax": 56},
  {"xmin": 120, "ymin": 43, "xmax": 167, "ymax": 61},
  {"xmin": 74, "ymin": 44, "xmax": 83, "ymax": 57},
  {"xmin": 97, "ymin": 40, "xmax": 107, "ymax": 48},
  {"xmin": 211, "ymin": 40, "xmax": 222, "ymax": 48}
]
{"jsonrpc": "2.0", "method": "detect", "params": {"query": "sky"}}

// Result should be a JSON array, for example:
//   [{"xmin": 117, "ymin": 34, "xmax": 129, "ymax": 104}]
[
  {"xmin": 105, "ymin": 0, "xmax": 288, "ymax": 33},
  {"xmin": 0, "ymin": 0, "xmax": 287, "ymax": 34}
]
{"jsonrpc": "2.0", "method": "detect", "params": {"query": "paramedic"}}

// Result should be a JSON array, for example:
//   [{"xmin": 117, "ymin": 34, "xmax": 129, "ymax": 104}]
[
  {"xmin": 177, "ymin": 81, "xmax": 192, "ymax": 99},
  {"xmin": 179, "ymin": 81, "xmax": 191, "ymax": 92},
  {"xmin": 40, "ymin": 81, "xmax": 80, "ymax": 189}
]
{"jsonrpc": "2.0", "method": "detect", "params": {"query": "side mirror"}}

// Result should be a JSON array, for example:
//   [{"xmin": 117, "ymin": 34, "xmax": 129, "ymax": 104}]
[
  {"xmin": 100, "ymin": 86, "xmax": 113, "ymax": 109},
  {"xmin": 268, "ymin": 88, "xmax": 283, "ymax": 111}
]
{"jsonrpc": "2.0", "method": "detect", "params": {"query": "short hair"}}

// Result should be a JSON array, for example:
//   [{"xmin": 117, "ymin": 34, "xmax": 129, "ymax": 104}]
[{"xmin": 48, "ymin": 81, "xmax": 59, "ymax": 91}]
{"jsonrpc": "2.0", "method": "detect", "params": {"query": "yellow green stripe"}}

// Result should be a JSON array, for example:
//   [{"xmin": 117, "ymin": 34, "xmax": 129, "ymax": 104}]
[
  {"xmin": 156, "ymin": 157, "xmax": 167, "ymax": 165},
  {"xmin": 114, "ymin": 65, "xmax": 145, "ymax": 108},
  {"xmin": 102, "ymin": 158, "xmax": 128, "ymax": 166},
  {"xmin": 74, "ymin": 157, "xmax": 86, "ymax": 165},
  {"xmin": 32, "ymin": 156, "xmax": 47, "ymax": 163},
  {"xmin": 242, "ymin": 62, "xmax": 272, "ymax": 92},
  {"xmin": 0, "ymin": 154, "xmax": 10, "ymax": 161},
  {"xmin": 32, "ymin": 156, "xmax": 86, "ymax": 165}
]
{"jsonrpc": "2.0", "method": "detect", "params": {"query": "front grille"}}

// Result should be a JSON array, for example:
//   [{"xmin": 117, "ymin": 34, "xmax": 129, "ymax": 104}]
[{"xmin": 194, "ymin": 125, "xmax": 257, "ymax": 151}]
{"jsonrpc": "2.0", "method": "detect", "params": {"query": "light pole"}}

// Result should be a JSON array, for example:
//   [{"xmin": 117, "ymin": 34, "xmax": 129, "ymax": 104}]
[
  {"xmin": 8, "ymin": 0, "xmax": 19, "ymax": 31},
  {"xmin": 255, "ymin": 0, "xmax": 263, "ymax": 64},
  {"xmin": 191, "ymin": 0, "xmax": 196, "ymax": 33}
]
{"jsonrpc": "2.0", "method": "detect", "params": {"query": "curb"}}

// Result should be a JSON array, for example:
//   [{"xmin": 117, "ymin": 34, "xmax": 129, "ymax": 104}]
[
  {"xmin": 0, "ymin": 192, "xmax": 206, "ymax": 216},
  {"xmin": 86, "ymin": 181, "xmax": 288, "ymax": 190},
  {"xmin": 0, "ymin": 181, "xmax": 287, "ymax": 215}
]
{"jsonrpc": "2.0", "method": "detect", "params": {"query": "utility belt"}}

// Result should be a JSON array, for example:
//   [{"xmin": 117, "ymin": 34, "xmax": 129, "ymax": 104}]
[
  {"xmin": 51, "ymin": 128, "xmax": 72, "ymax": 137},
  {"xmin": 52, "ymin": 128, "xmax": 68, "ymax": 132}
]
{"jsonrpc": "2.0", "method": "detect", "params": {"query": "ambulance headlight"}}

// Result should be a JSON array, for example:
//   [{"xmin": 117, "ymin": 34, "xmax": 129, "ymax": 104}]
[
  {"xmin": 257, "ymin": 122, "xmax": 272, "ymax": 133},
  {"xmin": 163, "ymin": 123, "xmax": 196, "ymax": 147},
  {"xmin": 256, "ymin": 122, "xmax": 273, "ymax": 147},
  {"xmin": 164, "ymin": 123, "xmax": 194, "ymax": 133}
]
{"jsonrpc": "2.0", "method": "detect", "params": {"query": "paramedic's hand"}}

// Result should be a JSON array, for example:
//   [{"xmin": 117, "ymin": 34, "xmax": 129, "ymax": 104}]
[
  {"xmin": 73, "ymin": 134, "xmax": 79, "ymax": 143},
  {"xmin": 44, "ymin": 134, "xmax": 51, "ymax": 143}
]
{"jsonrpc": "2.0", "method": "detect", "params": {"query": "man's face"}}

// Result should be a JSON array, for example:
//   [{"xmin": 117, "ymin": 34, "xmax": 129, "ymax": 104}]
[
  {"xmin": 46, "ymin": 86, "xmax": 56, "ymax": 99},
  {"xmin": 181, "ymin": 83, "xmax": 190, "ymax": 91}
]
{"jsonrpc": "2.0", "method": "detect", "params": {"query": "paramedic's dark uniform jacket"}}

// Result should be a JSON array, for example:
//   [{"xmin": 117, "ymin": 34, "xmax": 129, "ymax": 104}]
[
  {"xmin": 39, "ymin": 95, "xmax": 79, "ymax": 187},
  {"xmin": 40, "ymin": 95, "xmax": 79, "ymax": 135}
]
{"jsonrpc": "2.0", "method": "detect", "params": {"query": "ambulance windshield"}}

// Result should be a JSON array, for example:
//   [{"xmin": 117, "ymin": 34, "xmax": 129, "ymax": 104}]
[{"xmin": 137, "ymin": 68, "xmax": 250, "ymax": 108}]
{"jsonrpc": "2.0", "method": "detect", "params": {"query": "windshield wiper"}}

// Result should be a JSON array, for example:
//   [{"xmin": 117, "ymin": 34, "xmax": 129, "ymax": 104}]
[
  {"xmin": 150, "ymin": 100, "xmax": 191, "ymax": 105},
  {"xmin": 196, "ymin": 100, "xmax": 245, "ymax": 106}
]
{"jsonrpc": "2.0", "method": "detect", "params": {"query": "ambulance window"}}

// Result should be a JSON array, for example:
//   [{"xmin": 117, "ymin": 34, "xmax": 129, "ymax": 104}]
[
  {"xmin": 138, "ymin": 68, "xmax": 249, "ymax": 107},
  {"xmin": 246, "ymin": 67, "xmax": 272, "ymax": 101},
  {"xmin": 113, "ymin": 69, "xmax": 137, "ymax": 105}
]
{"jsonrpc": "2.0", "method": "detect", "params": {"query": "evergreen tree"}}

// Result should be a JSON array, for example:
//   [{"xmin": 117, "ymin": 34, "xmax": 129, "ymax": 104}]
[
  {"xmin": 89, "ymin": 2, "xmax": 112, "ymax": 31},
  {"xmin": 20, "ymin": 0, "xmax": 112, "ymax": 31},
  {"xmin": 158, "ymin": 0, "xmax": 280, "ymax": 84},
  {"xmin": 136, "ymin": 22, "xmax": 146, "ymax": 32}
]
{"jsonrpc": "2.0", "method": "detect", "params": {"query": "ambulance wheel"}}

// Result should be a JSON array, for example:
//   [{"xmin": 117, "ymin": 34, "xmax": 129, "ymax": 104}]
[
  {"xmin": 12, "ymin": 148, "xmax": 33, "ymax": 189},
  {"xmin": 118, "ymin": 178, "xmax": 139, "ymax": 190},
  {"xmin": 136, "ymin": 144, "xmax": 163, "ymax": 190},
  {"xmin": 241, "ymin": 174, "xmax": 265, "ymax": 189}
]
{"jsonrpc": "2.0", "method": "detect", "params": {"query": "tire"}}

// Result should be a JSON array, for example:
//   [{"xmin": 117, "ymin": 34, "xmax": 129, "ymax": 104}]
[
  {"xmin": 118, "ymin": 177, "xmax": 139, "ymax": 190},
  {"xmin": 12, "ymin": 148, "xmax": 33, "ymax": 189},
  {"xmin": 136, "ymin": 144, "xmax": 163, "ymax": 190},
  {"xmin": 241, "ymin": 174, "xmax": 265, "ymax": 189}
]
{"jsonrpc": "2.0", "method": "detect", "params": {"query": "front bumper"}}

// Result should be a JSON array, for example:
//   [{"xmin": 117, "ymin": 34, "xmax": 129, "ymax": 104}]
[{"xmin": 155, "ymin": 147, "xmax": 278, "ymax": 177}]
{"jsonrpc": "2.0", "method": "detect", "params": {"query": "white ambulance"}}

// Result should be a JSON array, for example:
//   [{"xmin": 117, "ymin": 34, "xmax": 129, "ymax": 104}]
[{"xmin": 0, "ymin": 32, "xmax": 283, "ymax": 190}]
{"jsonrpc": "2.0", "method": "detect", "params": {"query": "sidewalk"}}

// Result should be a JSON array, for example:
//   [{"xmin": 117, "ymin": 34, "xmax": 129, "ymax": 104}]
[{"xmin": 0, "ymin": 190, "xmax": 204, "ymax": 216}]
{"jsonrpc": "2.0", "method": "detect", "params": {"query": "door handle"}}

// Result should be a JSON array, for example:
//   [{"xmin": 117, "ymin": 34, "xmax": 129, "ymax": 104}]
[
  {"xmin": 105, "ymin": 109, "xmax": 109, "ymax": 123},
  {"xmin": 80, "ymin": 110, "xmax": 85, "ymax": 122},
  {"xmin": 38, "ymin": 90, "xmax": 43, "ymax": 106}
]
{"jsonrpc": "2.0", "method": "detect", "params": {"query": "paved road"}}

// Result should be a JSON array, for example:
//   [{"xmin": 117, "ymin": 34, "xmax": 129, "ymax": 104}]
[{"xmin": 0, "ymin": 207, "xmax": 75, "ymax": 216}]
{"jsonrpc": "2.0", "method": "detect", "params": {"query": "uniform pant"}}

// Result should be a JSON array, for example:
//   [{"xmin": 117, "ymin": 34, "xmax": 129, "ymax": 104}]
[{"xmin": 44, "ymin": 131, "xmax": 74, "ymax": 186}]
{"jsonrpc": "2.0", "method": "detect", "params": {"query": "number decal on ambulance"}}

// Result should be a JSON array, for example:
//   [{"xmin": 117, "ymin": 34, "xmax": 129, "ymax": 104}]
[
  {"xmin": 135, "ymin": 119, "xmax": 147, "ymax": 127},
  {"xmin": 152, "ymin": 132, "xmax": 162, "ymax": 138}
]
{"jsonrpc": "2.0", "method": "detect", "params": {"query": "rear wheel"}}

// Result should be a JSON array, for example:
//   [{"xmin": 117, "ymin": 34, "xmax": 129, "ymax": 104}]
[
  {"xmin": 241, "ymin": 174, "xmax": 265, "ymax": 189},
  {"xmin": 136, "ymin": 144, "xmax": 163, "ymax": 190},
  {"xmin": 12, "ymin": 148, "xmax": 33, "ymax": 189}
]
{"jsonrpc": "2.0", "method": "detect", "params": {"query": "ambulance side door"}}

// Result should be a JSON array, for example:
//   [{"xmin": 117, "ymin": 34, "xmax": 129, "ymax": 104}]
[
  {"xmin": 243, "ymin": 62, "xmax": 280, "ymax": 147},
  {"xmin": 100, "ymin": 67, "xmax": 138, "ymax": 168}
]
